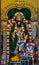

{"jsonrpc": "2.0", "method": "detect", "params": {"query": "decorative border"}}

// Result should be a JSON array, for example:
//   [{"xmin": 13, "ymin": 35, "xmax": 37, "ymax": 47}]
[{"xmin": 1, "ymin": 4, "xmax": 37, "ymax": 21}]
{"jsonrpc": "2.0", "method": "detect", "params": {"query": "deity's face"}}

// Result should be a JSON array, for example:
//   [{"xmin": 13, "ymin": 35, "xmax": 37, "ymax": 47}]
[
  {"xmin": 16, "ymin": 14, "xmax": 22, "ymax": 20},
  {"xmin": 16, "ymin": 14, "xmax": 23, "ymax": 27}
]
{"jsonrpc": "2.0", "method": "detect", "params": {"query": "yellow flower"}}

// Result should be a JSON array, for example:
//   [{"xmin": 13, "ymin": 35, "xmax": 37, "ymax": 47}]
[
  {"xmin": 7, "ymin": 51, "xmax": 10, "ymax": 54},
  {"xmin": 29, "ymin": 36, "xmax": 32, "ymax": 40},
  {"xmin": 25, "ymin": 20, "xmax": 28, "ymax": 23},
  {"xmin": 11, "ymin": 55, "xmax": 20, "ymax": 62},
  {"xmin": 24, "ymin": 35, "xmax": 28, "ymax": 40}
]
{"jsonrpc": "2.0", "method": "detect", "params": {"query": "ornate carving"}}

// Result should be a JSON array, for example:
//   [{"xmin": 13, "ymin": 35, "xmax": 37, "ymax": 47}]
[{"xmin": 1, "ymin": 1, "xmax": 37, "ymax": 21}]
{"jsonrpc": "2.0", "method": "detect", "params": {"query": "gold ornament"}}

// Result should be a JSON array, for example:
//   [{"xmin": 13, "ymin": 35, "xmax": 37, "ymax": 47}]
[{"xmin": 13, "ymin": 16, "xmax": 16, "ymax": 19}]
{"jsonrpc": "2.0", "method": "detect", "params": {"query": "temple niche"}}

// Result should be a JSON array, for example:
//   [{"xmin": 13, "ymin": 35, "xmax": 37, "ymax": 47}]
[{"xmin": 1, "ymin": 0, "xmax": 39, "ymax": 65}]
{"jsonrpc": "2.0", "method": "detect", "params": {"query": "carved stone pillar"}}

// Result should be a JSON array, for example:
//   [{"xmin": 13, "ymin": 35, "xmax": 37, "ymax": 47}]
[{"xmin": 1, "ymin": 21, "xmax": 7, "ymax": 65}]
